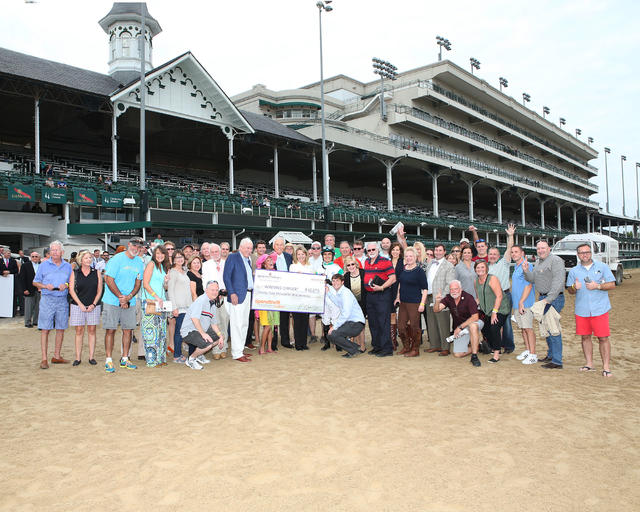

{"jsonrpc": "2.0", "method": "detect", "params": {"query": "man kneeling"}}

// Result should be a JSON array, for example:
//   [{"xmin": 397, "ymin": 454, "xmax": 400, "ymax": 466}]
[
  {"xmin": 180, "ymin": 280, "xmax": 226, "ymax": 370},
  {"xmin": 326, "ymin": 274, "xmax": 366, "ymax": 358},
  {"xmin": 434, "ymin": 280, "xmax": 483, "ymax": 367}
]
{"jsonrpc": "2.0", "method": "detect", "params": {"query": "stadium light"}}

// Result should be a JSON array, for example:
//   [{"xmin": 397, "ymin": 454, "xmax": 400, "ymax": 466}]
[
  {"xmin": 604, "ymin": 147, "xmax": 611, "ymax": 212},
  {"xmin": 436, "ymin": 36, "xmax": 452, "ymax": 61},
  {"xmin": 469, "ymin": 57, "xmax": 480, "ymax": 75},
  {"xmin": 575, "ymin": 128, "xmax": 582, "ymax": 138},
  {"xmin": 372, "ymin": 57, "xmax": 398, "ymax": 121},
  {"xmin": 588, "ymin": 136, "xmax": 594, "ymax": 145},
  {"xmin": 317, "ymin": 0, "xmax": 333, "ymax": 218},
  {"xmin": 499, "ymin": 77, "xmax": 508, "ymax": 91},
  {"xmin": 522, "ymin": 92, "xmax": 531, "ymax": 105},
  {"xmin": 542, "ymin": 106, "xmax": 550, "ymax": 118},
  {"xmin": 559, "ymin": 117, "xmax": 566, "ymax": 128},
  {"xmin": 621, "ymin": 155, "xmax": 627, "ymax": 216}
]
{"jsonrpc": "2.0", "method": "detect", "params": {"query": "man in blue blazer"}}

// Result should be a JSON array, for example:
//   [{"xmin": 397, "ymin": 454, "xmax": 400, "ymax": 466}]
[
  {"xmin": 223, "ymin": 237, "xmax": 254, "ymax": 362},
  {"xmin": 271, "ymin": 237, "xmax": 293, "ymax": 349}
]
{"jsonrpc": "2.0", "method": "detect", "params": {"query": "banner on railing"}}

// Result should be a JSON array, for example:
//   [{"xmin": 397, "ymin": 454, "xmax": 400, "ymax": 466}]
[
  {"xmin": 42, "ymin": 188, "xmax": 67, "ymax": 204},
  {"xmin": 7, "ymin": 183, "xmax": 36, "ymax": 201},
  {"xmin": 251, "ymin": 269, "xmax": 325, "ymax": 314},
  {"xmin": 102, "ymin": 192, "xmax": 124, "ymax": 208},
  {"xmin": 73, "ymin": 188, "xmax": 97, "ymax": 206}
]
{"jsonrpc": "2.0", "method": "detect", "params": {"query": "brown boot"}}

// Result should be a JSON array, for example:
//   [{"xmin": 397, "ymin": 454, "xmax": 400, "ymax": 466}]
[
  {"xmin": 404, "ymin": 328, "xmax": 419, "ymax": 357},
  {"xmin": 391, "ymin": 324, "xmax": 398, "ymax": 351},
  {"xmin": 398, "ymin": 328, "xmax": 409, "ymax": 354}
]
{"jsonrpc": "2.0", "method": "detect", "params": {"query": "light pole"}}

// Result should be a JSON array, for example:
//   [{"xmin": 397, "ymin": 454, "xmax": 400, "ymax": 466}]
[
  {"xmin": 372, "ymin": 57, "xmax": 397, "ymax": 121},
  {"xmin": 469, "ymin": 57, "xmax": 480, "ymax": 75},
  {"xmin": 317, "ymin": 0, "xmax": 332, "ymax": 220},
  {"xmin": 436, "ymin": 35, "xmax": 451, "ymax": 61},
  {"xmin": 522, "ymin": 92, "xmax": 531, "ymax": 106},
  {"xmin": 499, "ymin": 76, "xmax": 508, "ymax": 92},
  {"xmin": 542, "ymin": 106, "xmax": 550, "ymax": 118},
  {"xmin": 559, "ymin": 117, "xmax": 566, "ymax": 128},
  {"xmin": 621, "ymin": 155, "xmax": 627, "ymax": 216},
  {"xmin": 139, "ymin": 4, "xmax": 148, "ymax": 225},
  {"xmin": 604, "ymin": 147, "xmax": 610, "ymax": 212}
]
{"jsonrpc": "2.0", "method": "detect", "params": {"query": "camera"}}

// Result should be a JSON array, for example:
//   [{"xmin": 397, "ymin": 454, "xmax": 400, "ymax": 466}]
[{"xmin": 218, "ymin": 289, "xmax": 228, "ymax": 297}]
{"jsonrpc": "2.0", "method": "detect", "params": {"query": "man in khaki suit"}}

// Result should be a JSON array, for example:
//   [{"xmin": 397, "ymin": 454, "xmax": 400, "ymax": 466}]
[{"xmin": 425, "ymin": 244, "xmax": 456, "ymax": 355}]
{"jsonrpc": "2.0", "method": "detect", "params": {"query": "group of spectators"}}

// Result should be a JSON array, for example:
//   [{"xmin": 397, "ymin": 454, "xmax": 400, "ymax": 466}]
[{"xmin": 2, "ymin": 224, "xmax": 615, "ymax": 377}]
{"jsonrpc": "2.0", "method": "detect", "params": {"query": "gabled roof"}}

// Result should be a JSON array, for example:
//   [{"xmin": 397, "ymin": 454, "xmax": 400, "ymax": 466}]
[{"xmin": 0, "ymin": 47, "xmax": 121, "ymax": 96}]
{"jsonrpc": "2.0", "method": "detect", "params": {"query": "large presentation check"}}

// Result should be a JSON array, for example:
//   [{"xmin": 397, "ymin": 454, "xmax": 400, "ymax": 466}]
[{"xmin": 251, "ymin": 269, "xmax": 326, "ymax": 314}]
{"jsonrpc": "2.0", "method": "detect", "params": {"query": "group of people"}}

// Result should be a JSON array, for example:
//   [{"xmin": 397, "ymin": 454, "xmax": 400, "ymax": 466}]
[{"xmin": 6, "ymin": 223, "xmax": 616, "ymax": 377}]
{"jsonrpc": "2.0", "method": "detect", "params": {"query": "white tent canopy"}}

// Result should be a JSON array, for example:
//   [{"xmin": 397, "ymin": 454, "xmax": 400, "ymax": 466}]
[{"xmin": 269, "ymin": 231, "xmax": 313, "ymax": 245}]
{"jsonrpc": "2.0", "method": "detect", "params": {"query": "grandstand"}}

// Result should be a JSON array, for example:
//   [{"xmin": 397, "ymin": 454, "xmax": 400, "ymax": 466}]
[{"xmin": 1, "ymin": 2, "xmax": 639, "ymax": 257}]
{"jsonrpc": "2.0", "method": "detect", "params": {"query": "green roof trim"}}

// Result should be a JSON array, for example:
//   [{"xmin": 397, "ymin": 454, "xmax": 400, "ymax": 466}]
[{"xmin": 259, "ymin": 99, "xmax": 320, "ymax": 109}]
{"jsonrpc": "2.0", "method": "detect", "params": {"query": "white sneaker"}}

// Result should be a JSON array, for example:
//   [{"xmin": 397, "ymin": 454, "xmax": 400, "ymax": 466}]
[
  {"xmin": 516, "ymin": 350, "xmax": 530, "ymax": 361},
  {"xmin": 522, "ymin": 353, "xmax": 538, "ymax": 365},
  {"xmin": 186, "ymin": 357, "xmax": 203, "ymax": 370},
  {"xmin": 196, "ymin": 355, "xmax": 210, "ymax": 364}
]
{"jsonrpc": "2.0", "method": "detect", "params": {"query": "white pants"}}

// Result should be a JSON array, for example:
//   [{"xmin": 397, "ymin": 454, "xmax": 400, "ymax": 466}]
[
  {"xmin": 228, "ymin": 293, "xmax": 250, "ymax": 359},
  {"xmin": 212, "ymin": 303, "xmax": 230, "ymax": 355}
]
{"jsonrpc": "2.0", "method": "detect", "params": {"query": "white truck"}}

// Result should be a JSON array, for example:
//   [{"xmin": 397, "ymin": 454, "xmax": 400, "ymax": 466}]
[{"xmin": 552, "ymin": 233, "xmax": 624, "ymax": 285}]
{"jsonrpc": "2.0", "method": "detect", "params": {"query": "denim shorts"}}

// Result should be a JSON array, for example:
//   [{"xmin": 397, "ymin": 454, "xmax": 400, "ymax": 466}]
[{"xmin": 37, "ymin": 295, "xmax": 69, "ymax": 330}]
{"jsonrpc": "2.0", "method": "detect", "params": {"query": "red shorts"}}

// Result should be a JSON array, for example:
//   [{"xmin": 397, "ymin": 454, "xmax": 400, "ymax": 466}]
[{"xmin": 575, "ymin": 312, "xmax": 610, "ymax": 337}]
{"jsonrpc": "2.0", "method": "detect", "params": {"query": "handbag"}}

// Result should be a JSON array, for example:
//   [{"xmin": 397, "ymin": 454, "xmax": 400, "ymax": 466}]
[{"xmin": 145, "ymin": 300, "xmax": 161, "ymax": 315}]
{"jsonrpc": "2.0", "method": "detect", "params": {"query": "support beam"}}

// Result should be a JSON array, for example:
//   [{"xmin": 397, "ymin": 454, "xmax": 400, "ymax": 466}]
[
  {"xmin": 432, "ymin": 172, "xmax": 439, "ymax": 217},
  {"xmin": 112, "ymin": 110, "xmax": 118, "ymax": 182},
  {"xmin": 573, "ymin": 207, "xmax": 578, "ymax": 233},
  {"xmin": 556, "ymin": 203, "xmax": 562, "ymax": 231},
  {"xmin": 496, "ymin": 188, "xmax": 503, "ymax": 225},
  {"xmin": 519, "ymin": 194, "xmax": 527, "ymax": 227},
  {"xmin": 34, "ymin": 98, "xmax": 40, "ymax": 174},
  {"xmin": 273, "ymin": 145, "xmax": 279, "ymax": 198},
  {"xmin": 228, "ymin": 133, "xmax": 235, "ymax": 194},
  {"xmin": 312, "ymin": 153, "xmax": 318, "ymax": 203},
  {"xmin": 539, "ymin": 198, "xmax": 547, "ymax": 229},
  {"xmin": 386, "ymin": 160, "xmax": 393, "ymax": 211},
  {"xmin": 465, "ymin": 180, "xmax": 478, "ymax": 221}
]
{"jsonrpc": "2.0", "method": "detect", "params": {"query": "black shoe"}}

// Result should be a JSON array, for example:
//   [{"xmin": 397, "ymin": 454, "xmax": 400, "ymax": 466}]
[
  {"xmin": 541, "ymin": 362, "xmax": 563, "ymax": 369},
  {"xmin": 72, "ymin": 360, "xmax": 81, "ymax": 366},
  {"xmin": 89, "ymin": 359, "xmax": 97, "ymax": 365},
  {"xmin": 342, "ymin": 352, "xmax": 358, "ymax": 358},
  {"xmin": 368, "ymin": 349, "xmax": 380, "ymax": 355},
  {"xmin": 502, "ymin": 348, "xmax": 514, "ymax": 354},
  {"xmin": 335, "ymin": 346, "xmax": 342, "ymax": 352},
  {"xmin": 25, "ymin": 324, "xmax": 33, "ymax": 328},
  {"xmin": 281, "ymin": 343, "xmax": 293, "ymax": 349},
  {"xmin": 132, "ymin": 335, "xmax": 138, "ymax": 344},
  {"xmin": 302, "ymin": 346, "xmax": 309, "ymax": 350},
  {"xmin": 471, "ymin": 354, "xmax": 481, "ymax": 367},
  {"xmin": 321, "ymin": 343, "xmax": 330, "ymax": 351},
  {"xmin": 359, "ymin": 348, "xmax": 366, "ymax": 353},
  {"xmin": 295, "ymin": 347, "xmax": 304, "ymax": 351},
  {"xmin": 138, "ymin": 356, "xmax": 146, "ymax": 361},
  {"xmin": 488, "ymin": 357, "xmax": 500, "ymax": 363},
  {"xmin": 375, "ymin": 352, "xmax": 393, "ymax": 357},
  {"xmin": 539, "ymin": 356, "xmax": 552, "ymax": 363}
]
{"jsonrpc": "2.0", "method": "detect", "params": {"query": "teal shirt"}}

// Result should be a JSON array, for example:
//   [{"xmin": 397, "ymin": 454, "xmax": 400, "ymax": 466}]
[{"xmin": 103, "ymin": 251, "xmax": 145, "ymax": 306}]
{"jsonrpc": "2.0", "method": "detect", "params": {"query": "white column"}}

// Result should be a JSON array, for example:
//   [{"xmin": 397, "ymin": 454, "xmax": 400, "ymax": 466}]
[
  {"xmin": 273, "ymin": 145, "xmax": 279, "ymax": 198},
  {"xmin": 520, "ymin": 195, "xmax": 526, "ymax": 227},
  {"xmin": 573, "ymin": 208, "xmax": 578, "ymax": 233},
  {"xmin": 586, "ymin": 212, "xmax": 591, "ymax": 232},
  {"xmin": 540, "ymin": 199, "xmax": 546, "ymax": 229},
  {"xmin": 34, "ymin": 98, "xmax": 40, "ymax": 174},
  {"xmin": 432, "ymin": 172, "xmax": 439, "ymax": 217},
  {"xmin": 112, "ymin": 110, "xmax": 118, "ymax": 182},
  {"xmin": 228, "ymin": 134, "xmax": 235, "ymax": 194},
  {"xmin": 64, "ymin": 203, "xmax": 70, "ymax": 225},
  {"xmin": 312, "ymin": 153, "xmax": 318, "ymax": 203},
  {"xmin": 557, "ymin": 203, "xmax": 562, "ymax": 231},
  {"xmin": 496, "ymin": 188, "xmax": 503, "ymax": 225},
  {"xmin": 386, "ymin": 161, "xmax": 393, "ymax": 212},
  {"xmin": 467, "ymin": 181, "xmax": 475, "ymax": 221}
]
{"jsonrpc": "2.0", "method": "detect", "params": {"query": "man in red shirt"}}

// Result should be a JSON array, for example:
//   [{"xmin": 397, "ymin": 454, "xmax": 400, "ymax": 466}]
[
  {"xmin": 364, "ymin": 242, "xmax": 396, "ymax": 357},
  {"xmin": 334, "ymin": 241, "xmax": 361, "ymax": 269},
  {"xmin": 469, "ymin": 226, "xmax": 488, "ymax": 262}
]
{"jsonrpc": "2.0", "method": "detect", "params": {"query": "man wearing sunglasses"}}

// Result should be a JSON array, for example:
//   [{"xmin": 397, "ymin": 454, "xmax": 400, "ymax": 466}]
[
  {"xmin": 352, "ymin": 243, "xmax": 367, "ymax": 267},
  {"xmin": 468, "ymin": 226, "xmax": 488, "ymax": 262}
]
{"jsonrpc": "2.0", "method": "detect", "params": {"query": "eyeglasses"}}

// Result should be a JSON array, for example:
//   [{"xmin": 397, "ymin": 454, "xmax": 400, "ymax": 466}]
[
  {"xmin": 577, "ymin": 251, "xmax": 591, "ymax": 255},
  {"xmin": 346, "ymin": 263, "xmax": 357, "ymax": 267},
  {"xmin": 476, "ymin": 239, "xmax": 485, "ymax": 243},
  {"xmin": 367, "ymin": 249, "xmax": 377, "ymax": 253},
  {"xmin": 353, "ymin": 247, "xmax": 363, "ymax": 251},
  {"xmin": 311, "ymin": 246, "xmax": 321, "ymax": 250},
  {"xmin": 166, "ymin": 248, "xmax": 175, "ymax": 251},
  {"xmin": 451, "ymin": 249, "xmax": 461, "ymax": 253}
]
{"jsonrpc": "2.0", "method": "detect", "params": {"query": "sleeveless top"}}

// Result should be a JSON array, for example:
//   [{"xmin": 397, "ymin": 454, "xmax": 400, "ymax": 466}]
[
  {"xmin": 144, "ymin": 264, "xmax": 166, "ymax": 300},
  {"xmin": 187, "ymin": 271, "xmax": 203, "ymax": 297},
  {"xmin": 73, "ymin": 268, "xmax": 98, "ymax": 306},
  {"xmin": 475, "ymin": 274, "xmax": 510, "ymax": 315}
]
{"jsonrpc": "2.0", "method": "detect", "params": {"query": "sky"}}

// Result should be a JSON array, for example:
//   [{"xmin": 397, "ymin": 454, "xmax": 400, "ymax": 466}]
[{"xmin": 2, "ymin": 0, "xmax": 639, "ymax": 219}]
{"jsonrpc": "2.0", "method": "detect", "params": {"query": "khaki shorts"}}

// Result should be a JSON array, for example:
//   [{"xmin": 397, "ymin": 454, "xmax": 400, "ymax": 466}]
[
  {"xmin": 513, "ymin": 308, "xmax": 533, "ymax": 330},
  {"xmin": 102, "ymin": 303, "xmax": 137, "ymax": 330}
]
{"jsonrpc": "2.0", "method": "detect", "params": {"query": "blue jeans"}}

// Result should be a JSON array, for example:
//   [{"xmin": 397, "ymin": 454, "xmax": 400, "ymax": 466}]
[
  {"xmin": 174, "ymin": 313, "xmax": 185, "ymax": 358},
  {"xmin": 501, "ymin": 291, "xmax": 514, "ymax": 351},
  {"xmin": 540, "ymin": 294, "xmax": 565, "ymax": 365}
]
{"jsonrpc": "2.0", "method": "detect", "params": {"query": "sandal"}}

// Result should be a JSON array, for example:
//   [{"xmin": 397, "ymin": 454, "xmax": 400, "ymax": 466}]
[
  {"xmin": 579, "ymin": 366, "xmax": 595, "ymax": 372},
  {"xmin": 173, "ymin": 356, "xmax": 186, "ymax": 364},
  {"xmin": 602, "ymin": 370, "xmax": 613, "ymax": 378}
]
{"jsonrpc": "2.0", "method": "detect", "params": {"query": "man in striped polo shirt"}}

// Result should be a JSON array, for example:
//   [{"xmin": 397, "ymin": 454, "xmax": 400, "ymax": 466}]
[{"xmin": 364, "ymin": 241, "xmax": 396, "ymax": 357}]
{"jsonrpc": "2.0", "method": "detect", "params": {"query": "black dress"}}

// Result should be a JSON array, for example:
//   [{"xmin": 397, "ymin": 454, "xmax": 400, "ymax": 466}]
[{"xmin": 187, "ymin": 271, "xmax": 204, "ymax": 297}]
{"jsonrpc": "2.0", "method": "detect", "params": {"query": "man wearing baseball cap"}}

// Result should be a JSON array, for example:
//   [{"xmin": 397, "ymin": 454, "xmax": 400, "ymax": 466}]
[{"xmin": 102, "ymin": 237, "xmax": 145, "ymax": 373}]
